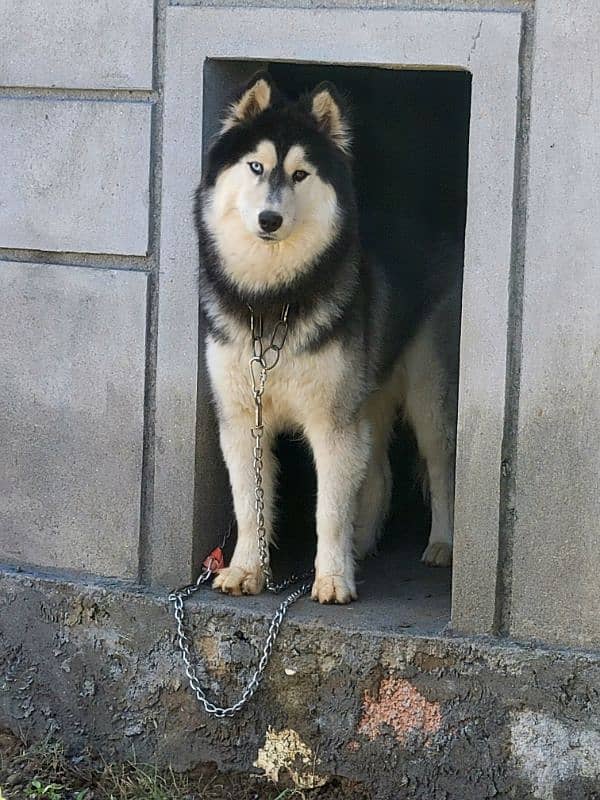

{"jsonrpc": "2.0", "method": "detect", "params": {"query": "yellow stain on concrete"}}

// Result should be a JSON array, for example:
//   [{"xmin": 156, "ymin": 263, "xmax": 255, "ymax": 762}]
[{"xmin": 254, "ymin": 725, "xmax": 327, "ymax": 788}]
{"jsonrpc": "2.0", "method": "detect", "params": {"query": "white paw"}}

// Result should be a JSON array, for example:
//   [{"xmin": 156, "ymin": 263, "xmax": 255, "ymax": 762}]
[
  {"xmin": 311, "ymin": 574, "xmax": 357, "ymax": 604},
  {"xmin": 421, "ymin": 541, "xmax": 453, "ymax": 567},
  {"xmin": 213, "ymin": 565, "xmax": 264, "ymax": 596}
]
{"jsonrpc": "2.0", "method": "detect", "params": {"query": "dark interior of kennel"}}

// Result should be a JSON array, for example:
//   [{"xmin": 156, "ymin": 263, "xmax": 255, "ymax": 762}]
[{"xmin": 199, "ymin": 61, "xmax": 471, "ymax": 630}]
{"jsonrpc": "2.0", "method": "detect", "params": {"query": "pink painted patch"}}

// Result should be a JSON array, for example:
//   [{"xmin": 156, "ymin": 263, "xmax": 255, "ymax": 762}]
[{"xmin": 358, "ymin": 677, "xmax": 442, "ymax": 746}]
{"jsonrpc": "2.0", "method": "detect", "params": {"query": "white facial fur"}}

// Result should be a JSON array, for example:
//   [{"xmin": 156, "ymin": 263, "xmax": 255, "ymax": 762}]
[{"xmin": 203, "ymin": 140, "xmax": 339, "ymax": 292}]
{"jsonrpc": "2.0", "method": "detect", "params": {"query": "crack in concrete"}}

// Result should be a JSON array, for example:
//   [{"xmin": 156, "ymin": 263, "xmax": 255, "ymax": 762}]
[{"xmin": 467, "ymin": 19, "xmax": 483, "ymax": 65}]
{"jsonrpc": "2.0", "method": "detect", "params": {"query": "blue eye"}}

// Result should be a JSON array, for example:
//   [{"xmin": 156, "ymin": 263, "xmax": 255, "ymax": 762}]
[{"xmin": 248, "ymin": 161, "xmax": 263, "ymax": 175}]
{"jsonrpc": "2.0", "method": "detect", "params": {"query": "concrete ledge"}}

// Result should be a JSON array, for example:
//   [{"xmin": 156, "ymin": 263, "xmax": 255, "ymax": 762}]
[{"xmin": 2, "ymin": 566, "xmax": 600, "ymax": 799}]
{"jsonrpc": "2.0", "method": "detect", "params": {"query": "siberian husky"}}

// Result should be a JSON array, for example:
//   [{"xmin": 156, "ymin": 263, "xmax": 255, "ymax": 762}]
[{"xmin": 195, "ymin": 72, "xmax": 461, "ymax": 604}]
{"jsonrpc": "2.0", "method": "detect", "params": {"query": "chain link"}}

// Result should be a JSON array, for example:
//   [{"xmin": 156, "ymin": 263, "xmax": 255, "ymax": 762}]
[{"xmin": 169, "ymin": 304, "xmax": 314, "ymax": 717}]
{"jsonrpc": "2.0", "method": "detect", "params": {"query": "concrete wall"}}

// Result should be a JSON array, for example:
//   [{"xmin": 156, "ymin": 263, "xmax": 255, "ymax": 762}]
[
  {"xmin": 0, "ymin": 0, "xmax": 156, "ymax": 586},
  {"xmin": 0, "ymin": 263, "xmax": 146, "ymax": 578},
  {"xmin": 506, "ymin": 0, "xmax": 600, "ymax": 649},
  {"xmin": 1, "ymin": 0, "xmax": 600, "ymax": 796}
]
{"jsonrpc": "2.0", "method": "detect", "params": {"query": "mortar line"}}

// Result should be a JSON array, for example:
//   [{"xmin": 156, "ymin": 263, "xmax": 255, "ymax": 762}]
[
  {"xmin": 0, "ymin": 86, "xmax": 157, "ymax": 104},
  {"xmin": 0, "ymin": 248, "xmax": 151, "ymax": 272},
  {"xmin": 494, "ymin": 6, "xmax": 536, "ymax": 636},
  {"xmin": 137, "ymin": 0, "xmax": 168, "ymax": 585}
]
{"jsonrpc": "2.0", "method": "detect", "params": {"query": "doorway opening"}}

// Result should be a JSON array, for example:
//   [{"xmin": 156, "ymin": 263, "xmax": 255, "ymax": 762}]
[{"xmin": 200, "ymin": 60, "xmax": 471, "ymax": 633}]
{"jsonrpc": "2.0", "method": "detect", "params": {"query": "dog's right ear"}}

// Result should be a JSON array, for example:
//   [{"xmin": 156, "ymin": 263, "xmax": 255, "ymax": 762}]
[{"xmin": 221, "ymin": 71, "xmax": 276, "ymax": 133}]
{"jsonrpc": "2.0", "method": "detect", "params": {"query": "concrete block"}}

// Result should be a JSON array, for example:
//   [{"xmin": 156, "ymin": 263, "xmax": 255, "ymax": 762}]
[
  {"xmin": 0, "ymin": 0, "xmax": 154, "ymax": 90},
  {"xmin": 0, "ymin": 262, "xmax": 147, "ymax": 579},
  {"xmin": 509, "ymin": 0, "xmax": 600, "ymax": 648},
  {"xmin": 154, "ymin": 4, "xmax": 521, "ymax": 616},
  {"xmin": 0, "ymin": 98, "xmax": 151, "ymax": 255}
]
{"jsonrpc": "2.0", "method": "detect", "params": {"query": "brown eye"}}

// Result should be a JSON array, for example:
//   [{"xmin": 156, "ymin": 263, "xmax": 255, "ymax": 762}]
[
  {"xmin": 292, "ymin": 169, "xmax": 309, "ymax": 183},
  {"xmin": 248, "ymin": 161, "xmax": 263, "ymax": 175}
]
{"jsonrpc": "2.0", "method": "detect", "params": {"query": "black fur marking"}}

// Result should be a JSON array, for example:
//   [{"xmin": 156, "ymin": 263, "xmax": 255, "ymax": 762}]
[{"xmin": 267, "ymin": 164, "xmax": 286, "ymax": 199}]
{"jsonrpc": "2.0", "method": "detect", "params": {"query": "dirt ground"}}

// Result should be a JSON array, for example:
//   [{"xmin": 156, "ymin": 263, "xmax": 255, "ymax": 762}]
[{"xmin": 0, "ymin": 730, "xmax": 371, "ymax": 800}]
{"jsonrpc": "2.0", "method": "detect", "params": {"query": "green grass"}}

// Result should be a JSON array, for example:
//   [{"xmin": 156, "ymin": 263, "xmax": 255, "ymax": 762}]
[{"xmin": 0, "ymin": 731, "xmax": 370, "ymax": 800}]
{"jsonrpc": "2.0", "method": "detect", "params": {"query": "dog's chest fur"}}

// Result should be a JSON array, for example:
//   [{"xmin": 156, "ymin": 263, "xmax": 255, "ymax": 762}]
[{"xmin": 206, "ymin": 323, "xmax": 364, "ymax": 434}]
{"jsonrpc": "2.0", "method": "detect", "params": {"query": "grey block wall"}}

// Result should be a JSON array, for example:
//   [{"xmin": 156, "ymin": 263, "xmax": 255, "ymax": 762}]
[
  {"xmin": 0, "ymin": 263, "xmax": 147, "ymax": 578},
  {"xmin": 0, "ymin": 0, "xmax": 154, "ymax": 90},
  {"xmin": 1, "ymin": 0, "xmax": 600, "ymax": 794},
  {"xmin": 507, "ymin": 0, "xmax": 600, "ymax": 647},
  {"xmin": 0, "ymin": 0, "xmax": 155, "ymax": 582},
  {"xmin": 1, "ymin": 0, "xmax": 599, "ymax": 643},
  {"xmin": 1, "ymin": 99, "xmax": 151, "ymax": 254}
]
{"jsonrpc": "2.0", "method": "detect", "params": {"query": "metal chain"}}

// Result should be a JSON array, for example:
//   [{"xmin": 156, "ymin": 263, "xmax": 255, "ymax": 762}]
[
  {"xmin": 169, "ymin": 304, "xmax": 313, "ymax": 717},
  {"xmin": 169, "ymin": 554, "xmax": 312, "ymax": 718},
  {"xmin": 249, "ymin": 304, "xmax": 313, "ymax": 593}
]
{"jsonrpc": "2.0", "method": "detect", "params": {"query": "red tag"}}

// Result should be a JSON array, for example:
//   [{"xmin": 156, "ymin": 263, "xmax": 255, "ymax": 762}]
[{"xmin": 203, "ymin": 546, "xmax": 225, "ymax": 573}]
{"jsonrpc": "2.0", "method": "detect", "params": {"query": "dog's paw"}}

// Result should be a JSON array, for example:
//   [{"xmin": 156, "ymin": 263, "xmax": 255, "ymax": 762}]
[
  {"xmin": 213, "ymin": 565, "xmax": 264, "ymax": 596},
  {"xmin": 421, "ymin": 541, "xmax": 453, "ymax": 567},
  {"xmin": 311, "ymin": 574, "xmax": 357, "ymax": 604}
]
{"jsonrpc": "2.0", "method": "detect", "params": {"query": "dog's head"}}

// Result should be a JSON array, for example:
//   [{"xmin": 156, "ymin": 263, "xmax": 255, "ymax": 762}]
[{"xmin": 198, "ymin": 72, "xmax": 354, "ymax": 292}]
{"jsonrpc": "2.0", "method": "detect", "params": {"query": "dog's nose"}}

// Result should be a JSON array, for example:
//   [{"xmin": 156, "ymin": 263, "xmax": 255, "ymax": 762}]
[{"xmin": 258, "ymin": 210, "xmax": 283, "ymax": 233}]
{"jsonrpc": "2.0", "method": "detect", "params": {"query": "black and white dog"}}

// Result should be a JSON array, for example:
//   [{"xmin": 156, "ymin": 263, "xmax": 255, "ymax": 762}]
[{"xmin": 195, "ymin": 72, "xmax": 460, "ymax": 603}]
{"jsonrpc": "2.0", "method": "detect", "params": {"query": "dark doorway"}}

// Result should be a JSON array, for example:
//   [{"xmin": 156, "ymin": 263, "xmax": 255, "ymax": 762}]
[{"xmin": 201, "ymin": 61, "xmax": 471, "ymax": 631}]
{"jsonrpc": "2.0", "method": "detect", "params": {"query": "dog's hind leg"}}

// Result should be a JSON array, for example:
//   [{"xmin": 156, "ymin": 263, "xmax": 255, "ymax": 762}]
[
  {"xmin": 353, "ymin": 388, "xmax": 397, "ymax": 559},
  {"xmin": 418, "ymin": 432, "xmax": 455, "ymax": 568},
  {"xmin": 399, "ymin": 312, "xmax": 458, "ymax": 568}
]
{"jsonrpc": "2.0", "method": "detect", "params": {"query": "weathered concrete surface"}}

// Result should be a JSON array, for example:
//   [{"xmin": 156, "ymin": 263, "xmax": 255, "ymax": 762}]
[
  {"xmin": 1, "ymin": 566, "xmax": 600, "ymax": 800},
  {"xmin": 0, "ymin": 98, "xmax": 151, "ymax": 255},
  {"xmin": 450, "ymin": 9, "xmax": 522, "ymax": 636},
  {"xmin": 0, "ymin": 263, "xmax": 147, "ymax": 579},
  {"xmin": 508, "ymin": 0, "xmax": 600, "ymax": 649},
  {"xmin": 0, "ymin": 0, "xmax": 154, "ymax": 90}
]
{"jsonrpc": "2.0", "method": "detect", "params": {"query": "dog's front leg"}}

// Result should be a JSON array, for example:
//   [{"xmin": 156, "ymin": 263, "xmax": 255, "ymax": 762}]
[
  {"xmin": 307, "ymin": 419, "xmax": 371, "ymax": 603},
  {"xmin": 213, "ymin": 415, "xmax": 276, "ymax": 596}
]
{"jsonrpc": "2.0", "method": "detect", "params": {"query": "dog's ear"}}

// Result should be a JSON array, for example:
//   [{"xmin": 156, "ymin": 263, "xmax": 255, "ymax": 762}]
[
  {"xmin": 308, "ymin": 82, "xmax": 352, "ymax": 154},
  {"xmin": 221, "ymin": 71, "xmax": 277, "ymax": 132}
]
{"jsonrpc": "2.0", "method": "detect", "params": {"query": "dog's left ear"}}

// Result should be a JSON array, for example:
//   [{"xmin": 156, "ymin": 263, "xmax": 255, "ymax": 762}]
[
  {"xmin": 221, "ymin": 71, "xmax": 277, "ymax": 133},
  {"xmin": 308, "ymin": 82, "xmax": 352, "ymax": 154}
]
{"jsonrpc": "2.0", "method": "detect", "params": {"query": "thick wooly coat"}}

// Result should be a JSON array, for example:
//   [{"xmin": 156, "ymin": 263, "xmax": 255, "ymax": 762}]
[{"xmin": 195, "ymin": 72, "xmax": 459, "ymax": 603}]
